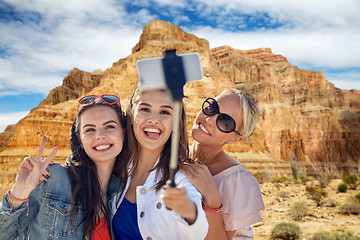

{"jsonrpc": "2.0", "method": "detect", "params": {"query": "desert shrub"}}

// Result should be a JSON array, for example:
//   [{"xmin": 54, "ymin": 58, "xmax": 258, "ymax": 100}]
[
  {"xmin": 271, "ymin": 222, "xmax": 302, "ymax": 240},
  {"xmin": 355, "ymin": 192, "xmax": 360, "ymax": 202},
  {"xmin": 339, "ymin": 203, "xmax": 360, "ymax": 215},
  {"xmin": 323, "ymin": 198, "xmax": 337, "ymax": 208},
  {"xmin": 300, "ymin": 175, "xmax": 314, "ymax": 185},
  {"xmin": 305, "ymin": 185, "xmax": 327, "ymax": 206},
  {"xmin": 271, "ymin": 176, "xmax": 289, "ymax": 184},
  {"xmin": 310, "ymin": 230, "xmax": 360, "ymax": 240},
  {"xmin": 337, "ymin": 183, "xmax": 348, "ymax": 193},
  {"xmin": 342, "ymin": 173, "xmax": 360, "ymax": 190},
  {"xmin": 253, "ymin": 172, "xmax": 265, "ymax": 184},
  {"xmin": 310, "ymin": 231, "xmax": 331, "ymax": 240},
  {"xmin": 291, "ymin": 160, "xmax": 299, "ymax": 181},
  {"xmin": 317, "ymin": 173, "xmax": 330, "ymax": 188},
  {"xmin": 254, "ymin": 169, "xmax": 272, "ymax": 184},
  {"xmin": 278, "ymin": 191, "xmax": 290, "ymax": 198},
  {"xmin": 289, "ymin": 200, "xmax": 308, "ymax": 221}
]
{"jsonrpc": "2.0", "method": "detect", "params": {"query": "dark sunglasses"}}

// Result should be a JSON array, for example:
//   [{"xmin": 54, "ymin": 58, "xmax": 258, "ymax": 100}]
[
  {"xmin": 79, "ymin": 95, "xmax": 121, "ymax": 106},
  {"xmin": 202, "ymin": 98, "xmax": 242, "ymax": 136}
]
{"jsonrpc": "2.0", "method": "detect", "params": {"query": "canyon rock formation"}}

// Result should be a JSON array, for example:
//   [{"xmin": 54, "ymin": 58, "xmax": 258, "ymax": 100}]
[{"xmin": 1, "ymin": 20, "xmax": 359, "ymax": 194}]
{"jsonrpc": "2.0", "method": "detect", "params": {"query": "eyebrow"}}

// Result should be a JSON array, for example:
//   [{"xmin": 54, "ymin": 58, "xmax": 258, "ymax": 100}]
[
  {"xmin": 82, "ymin": 120, "xmax": 119, "ymax": 129},
  {"xmin": 139, "ymin": 102, "xmax": 173, "ymax": 110}
]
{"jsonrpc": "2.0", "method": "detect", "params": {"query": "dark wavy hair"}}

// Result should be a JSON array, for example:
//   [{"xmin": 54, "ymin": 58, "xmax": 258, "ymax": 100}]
[
  {"xmin": 64, "ymin": 99, "xmax": 126, "ymax": 239},
  {"xmin": 117, "ymin": 87, "xmax": 190, "ymax": 194}
]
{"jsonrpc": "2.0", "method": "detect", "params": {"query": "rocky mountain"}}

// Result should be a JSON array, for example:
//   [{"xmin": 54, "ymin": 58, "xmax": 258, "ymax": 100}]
[{"xmin": 1, "ymin": 20, "xmax": 359, "ymax": 194}]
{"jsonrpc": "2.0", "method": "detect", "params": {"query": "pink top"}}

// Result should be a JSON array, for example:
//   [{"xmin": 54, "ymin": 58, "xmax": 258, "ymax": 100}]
[{"xmin": 213, "ymin": 164, "xmax": 265, "ymax": 231}]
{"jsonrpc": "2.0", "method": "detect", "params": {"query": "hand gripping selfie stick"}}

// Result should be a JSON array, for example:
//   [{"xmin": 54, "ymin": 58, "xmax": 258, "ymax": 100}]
[{"xmin": 136, "ymin": 50, "xmax": 203, "ymax": 187}]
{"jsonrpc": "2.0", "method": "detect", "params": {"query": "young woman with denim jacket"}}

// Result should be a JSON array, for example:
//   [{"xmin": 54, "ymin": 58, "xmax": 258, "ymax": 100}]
[
  {"xmin": 111, "ymin": 88, "xmax": 208, "ymax": 240},
  {"xmin": 0, "ymin": 95, "xmax": 126, "ymax": 240}
]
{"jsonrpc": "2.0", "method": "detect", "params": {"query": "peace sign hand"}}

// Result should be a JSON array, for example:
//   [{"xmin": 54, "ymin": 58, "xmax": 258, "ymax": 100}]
[{"xmin": 11, "ymin": 136, "xmax": 59, "ymax": 200}]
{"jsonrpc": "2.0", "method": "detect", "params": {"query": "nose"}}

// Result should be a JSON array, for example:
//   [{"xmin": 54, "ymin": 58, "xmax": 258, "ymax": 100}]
[
  {"xmin": 205, "ymin": 115, "xmax": 217, "ymax": 127},
  {"xmin": 96, "ymin": 129, "xmax": 106, "ymax": 140},
  {"xmin": 148, "ymin": 112, "xmax": 160, "ymax": 124}
]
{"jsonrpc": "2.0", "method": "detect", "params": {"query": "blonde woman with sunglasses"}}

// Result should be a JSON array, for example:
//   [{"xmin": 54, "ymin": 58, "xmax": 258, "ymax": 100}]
[
  {"xmin": 0, "ymin": 95, "xmax": 126, "ymax": 240},
  {"xmin": 182, "ymin": 89, "xmax": 265, "ymax": 240}
]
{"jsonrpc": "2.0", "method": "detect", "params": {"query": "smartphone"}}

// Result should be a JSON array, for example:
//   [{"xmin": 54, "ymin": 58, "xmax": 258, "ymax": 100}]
[{"xmin": 136, "ymin": 52, "xmax": 203, "ymax": 91}]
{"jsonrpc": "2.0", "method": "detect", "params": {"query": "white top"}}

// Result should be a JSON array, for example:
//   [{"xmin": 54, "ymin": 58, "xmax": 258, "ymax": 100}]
[
  {"xmin": 110, "ymin": 161, "xmax": 209, "ymax": 240},
  {"xmin": 213, "ymin": 164, "xmax": 264, "ymax": 232}
]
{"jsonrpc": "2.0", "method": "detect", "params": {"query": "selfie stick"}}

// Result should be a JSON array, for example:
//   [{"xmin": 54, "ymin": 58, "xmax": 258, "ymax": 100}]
[{"xmin": 162, "ymin": 50, "xmax": 186, "ymax": 187}]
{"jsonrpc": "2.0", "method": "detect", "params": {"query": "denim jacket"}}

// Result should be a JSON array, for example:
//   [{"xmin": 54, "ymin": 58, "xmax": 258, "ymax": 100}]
[{"xmin": 0, "ymin": 163, "xmax": 122, "ymax": 240}]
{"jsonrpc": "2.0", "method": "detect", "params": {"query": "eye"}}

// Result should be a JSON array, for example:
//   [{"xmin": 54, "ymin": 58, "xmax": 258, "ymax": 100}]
[
  {"xmin": 84, "ymin": 128, "xmax": 95, "ymax": 133},
  {"xmin": 105, "ymin": 125, "xmax": 116, "ymax": 129},
  {"xmin": 139, "ymin": 107, "xmax": 150, "ymax": 112},
  {"xmin": 160, "ymin": 110, "xmax": 171, "ymax": 115}
]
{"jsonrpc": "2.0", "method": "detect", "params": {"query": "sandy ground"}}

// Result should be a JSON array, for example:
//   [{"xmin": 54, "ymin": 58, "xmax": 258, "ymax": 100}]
[{"xmin": 253, "ymin": 179, "xmax": 360, "ymax": 239}]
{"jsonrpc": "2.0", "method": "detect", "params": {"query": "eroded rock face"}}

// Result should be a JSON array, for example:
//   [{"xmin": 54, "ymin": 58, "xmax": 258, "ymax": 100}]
[{"xmin": 1, "ymin": 20, "xmax": 359, "ymax": 194}]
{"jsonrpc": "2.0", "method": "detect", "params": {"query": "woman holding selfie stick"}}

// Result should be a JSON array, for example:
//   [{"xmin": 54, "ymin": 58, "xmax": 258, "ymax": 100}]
[
  {"xmin": 0, "ymin": 95, "xmax": 126, "ymax": 240},
  {"xmin": 182, "ymin": 89, "xmax": 265, "ymax": 240},
  {"xmin": 111, "ymin": 87, "xmax": 208, "ymax": 240}
]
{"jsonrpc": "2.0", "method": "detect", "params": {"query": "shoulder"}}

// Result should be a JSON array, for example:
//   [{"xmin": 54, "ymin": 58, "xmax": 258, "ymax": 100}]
[
  {"xmin": 42, "ymin": 163, "xmax": 72, "ymax": 200},
  {"xmin": 214, "ymin": 164, "xmax": 261, "ymax": 190}
]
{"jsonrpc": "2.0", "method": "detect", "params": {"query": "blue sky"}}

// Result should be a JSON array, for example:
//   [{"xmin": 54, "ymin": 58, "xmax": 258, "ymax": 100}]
[{"xmin": 0, "ymin": 0, "xmax": 360, "ymax": 132}]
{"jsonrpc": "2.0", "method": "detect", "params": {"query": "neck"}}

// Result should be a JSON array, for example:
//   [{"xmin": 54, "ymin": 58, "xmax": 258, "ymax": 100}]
[
  {"xmin": 95, "ymin": 161, "xmax": 115, "ymax": 194},
  {"xmin": 190, "ymin": 140, "xmax": 224, "ymax": 165},
  {"xmin": 136, "ymin": 147, "xmax": 162, "ymax": 174}
]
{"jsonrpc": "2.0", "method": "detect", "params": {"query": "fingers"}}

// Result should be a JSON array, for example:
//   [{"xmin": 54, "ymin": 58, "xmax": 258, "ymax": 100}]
[
  {"xmin": 20, "ymin": 157, "xmax": 33, "ymax": 170},
  {"xmin": 42, "ymin": 146, "xmax": 59, "ymax": 169},
  {"xmin": 36, "ymin": 136, "xmax": 47, "ymax": 160}
]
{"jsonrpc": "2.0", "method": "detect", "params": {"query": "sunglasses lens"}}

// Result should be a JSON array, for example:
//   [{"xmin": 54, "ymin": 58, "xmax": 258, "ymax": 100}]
[
  {"xmin": 102, "ymin": 95, "xmax": 119, "ymax": 104},
  {"xmin": 203, "ymin": 99, "xmax": 218, "ymax": 116},
  {"xmin": 217, "ymin": 114, "xmax": 236, "ymax": 133},
  {"xmin": 79, "ymin": 96, "xmax": 97, "ymax": 104}
]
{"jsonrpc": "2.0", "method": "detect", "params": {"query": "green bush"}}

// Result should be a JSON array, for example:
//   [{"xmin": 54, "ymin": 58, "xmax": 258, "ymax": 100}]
[
  {"xmin": 338, "ymin": 183, "xmax": 349, "ymax": 193},
  {"xmin": 305, "ymin": 185, "xmax": 327, "ymax": 206},
  {"xmin": 339, "ymin": 203, "xmax": 360, "ymax": 215},
  {"xmin": 271, "ymin": 222, "xmax": 302, "ymax": 240},
  {"xmin": 342, "ymin": 173, "xmax": 360, "ymax": 190},
  {"xmin": 355, "ymin": 192, "xmax": 360, "ymax": 202},
  {"xmin": 289, "ymin": 200, "xmax": 308, "ymax": 221},
  {"xmin": 271, "ymin": 176, "xmax": 289, "ymax": 184},
  {"xmin": 318, "ymin": 173, "xmax": 329, "ymax": 188},
  {"xmin": 278, "ymin": 191, "xmax": 290, "ymax": 198},
  {"xmin": 310, "ymin": 230, "xmax": 360, "ymax": 240},
  {"xmin": 309, "ymin": 231, "xmax": 331, "ymax": 240}
]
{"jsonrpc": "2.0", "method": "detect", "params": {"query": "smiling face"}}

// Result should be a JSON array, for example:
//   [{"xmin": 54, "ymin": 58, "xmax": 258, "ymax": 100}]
[
  {"xmin": 131, "ymin": 90, "xmax": 174, "ymax": 154},
  {"xmin": 79, "ymin": 105, "xmax": 124, "ymax": 166},
  {"xmin": 192, "ymin": 93, "xmax": 243, "ymax": 145}
]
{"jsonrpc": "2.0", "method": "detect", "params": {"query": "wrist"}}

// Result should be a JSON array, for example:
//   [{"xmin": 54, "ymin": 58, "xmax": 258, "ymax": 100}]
[
  {"xmin": 11, "ymin": 185, "xmax": 31, "ymax": 200},
  {"xmin": 202, "ymin": 193, "xmax": 222, "ymax": 209},
  {"xmin": 202, "ymin": 198, "xmax": 223, "ymax": 213}
]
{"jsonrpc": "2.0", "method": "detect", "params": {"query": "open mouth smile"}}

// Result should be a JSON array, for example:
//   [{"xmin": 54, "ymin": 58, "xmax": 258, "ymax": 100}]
[
  {"xmin": 143, "ymin": 127, "xmax": 162, "ymax": 140},
  {"xmin": 199, "ymin": 123, "xmax": 210, "ymax": 135},
  {"xmin": 94, "ymin": 144, "xmax": 113, "ymax": 151}
]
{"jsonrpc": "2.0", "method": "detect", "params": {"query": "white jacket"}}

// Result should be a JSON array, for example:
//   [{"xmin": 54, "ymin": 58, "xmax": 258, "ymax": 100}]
[{"xmin": 111, "ymin": 163, "xmax": 208, "ymax": 240}]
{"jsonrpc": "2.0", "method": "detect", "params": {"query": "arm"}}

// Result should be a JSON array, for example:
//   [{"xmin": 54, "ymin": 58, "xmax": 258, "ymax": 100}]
[
  {"xmin": 181, "ymin": 163, "xmax": 233, "ymax": 240},
  {"xmin": 160, "ymin": 173, "xmax": 209, "ymax": 240},
  {"xmin": 0, "ymin": 137, "xmax": 58, "ymax": 239}
]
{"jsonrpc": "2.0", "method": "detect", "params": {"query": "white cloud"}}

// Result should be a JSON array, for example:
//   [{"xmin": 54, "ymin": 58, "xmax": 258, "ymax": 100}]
[
  {"xmin": 0, "ymin": 0, "xmax": 359, "ymax": 104},
  {"xmin": 0, "ymin": 111, "xmax": 29, "ymax": 133}
]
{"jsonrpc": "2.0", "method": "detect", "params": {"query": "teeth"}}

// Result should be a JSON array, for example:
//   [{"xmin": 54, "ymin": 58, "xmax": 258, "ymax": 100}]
[
  {"xmin": 144, "ymin": 128, "xmax": 160, "ymax": 133},
  {"xmin": 199, "ymin": 124, "xmax": 209, "ymax": 134},
  {"xmin": 95, "ymin": 145, "xmax": 111, "ymax": 150}
]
